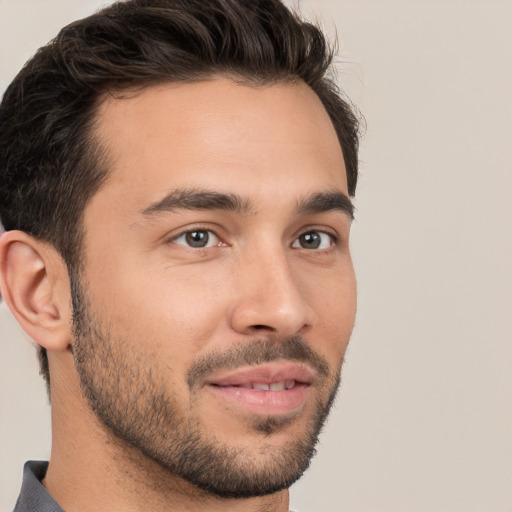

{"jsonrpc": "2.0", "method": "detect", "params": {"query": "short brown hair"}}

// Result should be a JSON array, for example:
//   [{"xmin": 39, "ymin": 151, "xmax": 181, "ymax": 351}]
[{"xmin": 0, "ymin": 0, "xmax": 361, "ymax": 389}]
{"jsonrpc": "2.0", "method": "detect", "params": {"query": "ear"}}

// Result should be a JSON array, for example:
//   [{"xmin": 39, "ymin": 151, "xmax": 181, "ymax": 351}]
[{"xmin": 0, "ymin": 230, "xmax": 72, "ymax": 351}]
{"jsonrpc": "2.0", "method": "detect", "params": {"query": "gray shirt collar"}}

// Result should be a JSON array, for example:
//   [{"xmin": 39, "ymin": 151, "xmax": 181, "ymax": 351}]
[{"xmin": 13, "ymin": 461, "xmax": 64, "ymax": 512}]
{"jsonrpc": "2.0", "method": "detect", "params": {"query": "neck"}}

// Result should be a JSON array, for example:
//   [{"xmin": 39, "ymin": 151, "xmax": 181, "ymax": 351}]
[{"xmin": 43, "ymin": 353, "xmax": 290, "ymax": 512}]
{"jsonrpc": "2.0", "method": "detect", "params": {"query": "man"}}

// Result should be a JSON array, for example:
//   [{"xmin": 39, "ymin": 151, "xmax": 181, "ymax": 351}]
[{"xmin": 0, "ymin": 0, "xmax": 360, "ymax": 510}]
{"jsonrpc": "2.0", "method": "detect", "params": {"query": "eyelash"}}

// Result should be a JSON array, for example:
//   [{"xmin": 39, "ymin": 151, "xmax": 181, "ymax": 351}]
[
  {"xmin": 292, "ymin": 230, "xmax": 338, "ymax": 250},
  {"xmin": 169, "ymin": 226, "xmax": 339, "ymax": 251},
  {"xmin": 171, "ymin": 228, "xmax": 224, "ymax": 249}
]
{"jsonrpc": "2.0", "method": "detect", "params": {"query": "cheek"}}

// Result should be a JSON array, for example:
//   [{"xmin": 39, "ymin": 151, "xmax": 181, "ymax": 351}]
[
  {"xmin": 84, "ymin": 255, "xmax": 234, "ymax": 356},
  {"xmin": 304, "ymin": 263, "xmax": 356, "ymax": 360}
]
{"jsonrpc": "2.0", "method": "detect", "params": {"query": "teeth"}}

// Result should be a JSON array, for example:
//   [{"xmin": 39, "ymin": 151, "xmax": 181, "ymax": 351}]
[
  {"xmin": 253, "ymin": 383, "xmax": 270, "ymax": 391},
  {"xmin": 249, "ymin": 380, "xmax": 296, "ymax": 391},
  {"xmin": 285, "ymin": 380, "xmax": 296, "ymax": 390}
]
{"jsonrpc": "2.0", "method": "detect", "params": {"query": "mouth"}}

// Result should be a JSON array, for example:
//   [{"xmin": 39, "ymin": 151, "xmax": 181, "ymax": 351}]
[
  {"xmin": 217, "ymin": 380, "xmax": 298, "ymax": 391},
  {"xmin": 205, "ymin": 362, "xmax": 315, "ymax": 416}
]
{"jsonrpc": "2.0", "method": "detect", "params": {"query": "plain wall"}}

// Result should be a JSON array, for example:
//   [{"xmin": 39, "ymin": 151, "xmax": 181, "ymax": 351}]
[{"xmin": 1, "ymin": 1, "xmax": 511, "ymax": 511}]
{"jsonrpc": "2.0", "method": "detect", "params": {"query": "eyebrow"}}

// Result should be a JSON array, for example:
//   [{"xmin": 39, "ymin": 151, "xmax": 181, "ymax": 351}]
[
  {"xmin": 142, "ymin": 188, "xmax": 254, "ymax": 216},
  {"xmin": 296, "ymin": 191, "xmax": 354, "ymax": 220},
  {"xmin": 141, "ymin": 188, "xmax": 354, "ymax": 220}
]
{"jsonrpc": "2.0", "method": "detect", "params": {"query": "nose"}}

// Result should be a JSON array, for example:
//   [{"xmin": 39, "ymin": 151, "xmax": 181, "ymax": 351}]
[{"xmin": 229, "ymin": 248, "xmax": 317, "ymax": 338}]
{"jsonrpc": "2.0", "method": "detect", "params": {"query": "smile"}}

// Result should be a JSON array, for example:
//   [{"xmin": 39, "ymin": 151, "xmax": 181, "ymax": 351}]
[
  {"xmin": 223, "ymin": 380, "xmax": 297, "ymax": 391},
  {"xmin": 205, "ymin": 363, "xmax": 314, "ymax": 415}
]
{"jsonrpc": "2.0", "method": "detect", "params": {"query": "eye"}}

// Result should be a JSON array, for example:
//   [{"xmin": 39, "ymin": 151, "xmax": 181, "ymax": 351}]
[
  {"xmin": 292, "ymin": 230, "xmax": 335, "ymax": 250},
  {"xmin": 171, "ymin": 229, "xmax": 221, "ymax": 248}
]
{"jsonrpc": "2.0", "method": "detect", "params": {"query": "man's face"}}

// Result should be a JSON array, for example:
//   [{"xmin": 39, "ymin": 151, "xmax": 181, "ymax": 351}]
[{"xmin": 73, "ymin": 78, "xmax": 356, "ymax": 497}]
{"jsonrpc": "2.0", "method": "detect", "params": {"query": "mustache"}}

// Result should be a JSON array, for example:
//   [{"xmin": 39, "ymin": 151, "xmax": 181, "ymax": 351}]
[{"xmin": 186, "ymin": 335, "xmax": 330, "ymax": 389}]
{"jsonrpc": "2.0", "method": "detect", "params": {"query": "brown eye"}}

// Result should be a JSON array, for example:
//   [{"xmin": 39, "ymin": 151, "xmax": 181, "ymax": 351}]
[
  {"xmin": 186, "ymin": 230, "xmax": 209, "ymax": 247},
  {"xmin": 293, "ymin": 231, "xmax": 334, "ymax": 250},
  {"xmin": 172, "ymin": 229, "xmax": 219, "ymax": 248}
]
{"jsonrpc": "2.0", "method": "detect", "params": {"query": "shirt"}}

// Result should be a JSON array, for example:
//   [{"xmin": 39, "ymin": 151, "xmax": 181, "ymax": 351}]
[
  {"xmin": 12, "ymin": 461, "xmax": 63, "ymax": 512},
  {"xmin": 13, "ymin": 460, "xmax": 297, "ymax": 511}
]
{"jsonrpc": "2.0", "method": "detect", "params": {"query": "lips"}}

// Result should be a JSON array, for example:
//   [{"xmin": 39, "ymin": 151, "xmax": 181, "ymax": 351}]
[
  {"xmin": 205, "ymin": 362, "xmax": 315, "ymax": 415},
  {"xmin": 236, "ymin": 380, "xmax": 297, "ymax": 391},
  {"xmin": 206, "ymin": 362, "xmax": 315, "ymax": 387}
]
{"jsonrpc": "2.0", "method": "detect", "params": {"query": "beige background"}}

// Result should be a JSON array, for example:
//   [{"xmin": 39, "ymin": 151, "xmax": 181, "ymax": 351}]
[{"xmin": 1, "ymin": 0, "xmax": 511, "ymax": 511}]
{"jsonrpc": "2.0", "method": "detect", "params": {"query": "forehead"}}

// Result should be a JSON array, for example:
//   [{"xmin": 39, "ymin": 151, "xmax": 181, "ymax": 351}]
[{"xmin": 89, "ymin": 78, "xmax": 347, "ymax": 216}]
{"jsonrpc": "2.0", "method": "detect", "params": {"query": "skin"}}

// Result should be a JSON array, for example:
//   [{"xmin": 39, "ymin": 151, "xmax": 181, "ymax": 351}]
[{"xmin": 0, "ymin": 78, "xmax": 356, "ymax": 512}]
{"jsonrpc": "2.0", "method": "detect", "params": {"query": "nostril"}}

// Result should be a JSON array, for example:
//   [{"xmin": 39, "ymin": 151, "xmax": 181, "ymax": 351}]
[{"xmin": 251, "ymin": 324, "xmax": 276, "ymax": 331}]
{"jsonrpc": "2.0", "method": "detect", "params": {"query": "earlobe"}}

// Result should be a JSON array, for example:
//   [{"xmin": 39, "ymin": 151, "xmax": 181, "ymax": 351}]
[{"xmin": 0, "ymin": 230, "xmax": 72, "ymax": 351}]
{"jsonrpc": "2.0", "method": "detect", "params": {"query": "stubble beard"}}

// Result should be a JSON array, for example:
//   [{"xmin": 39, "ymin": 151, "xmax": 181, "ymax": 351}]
[{"xmin": 70, "ymin": 280, "xmax": 343, "ymax": 499}]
